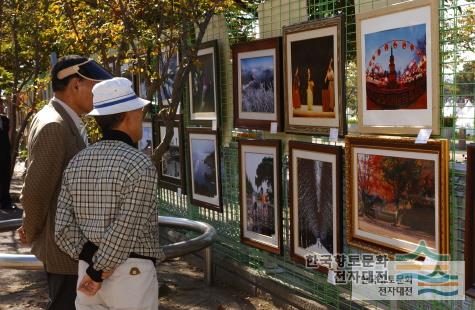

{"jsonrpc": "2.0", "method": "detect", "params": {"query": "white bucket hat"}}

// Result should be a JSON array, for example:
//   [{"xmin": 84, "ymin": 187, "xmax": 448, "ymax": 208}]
[{"xmin": 88, "ymin": 77, "xmax": 150, "ymax": 116}]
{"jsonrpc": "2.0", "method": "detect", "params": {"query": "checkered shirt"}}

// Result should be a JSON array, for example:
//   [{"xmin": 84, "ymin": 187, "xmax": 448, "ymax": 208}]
[{"xmin": 55, "ymin": 139, "xmax": 164, "ymax": 272}]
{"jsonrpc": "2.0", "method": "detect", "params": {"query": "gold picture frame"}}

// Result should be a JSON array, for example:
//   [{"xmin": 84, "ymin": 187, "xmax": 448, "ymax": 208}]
[
  {"xmin": 356, "ymin": 0, "xmax": 440, "ymax": 135},
  {"xmin": 345, "ymin": 136, "xmax": 448, "ymax": 257}
]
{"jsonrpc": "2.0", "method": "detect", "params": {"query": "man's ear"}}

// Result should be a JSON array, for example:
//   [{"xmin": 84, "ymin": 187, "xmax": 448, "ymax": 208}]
[{"xmin": 68, "ymin": 77, "xmax": 81, "ymax": 93}]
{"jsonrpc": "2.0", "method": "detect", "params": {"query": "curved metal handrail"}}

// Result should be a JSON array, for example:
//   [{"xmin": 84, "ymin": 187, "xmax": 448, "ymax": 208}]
[
  {"xmin": 0, "ymin": 254, "xmax": 43, "ymax": 270},
  {"xmin": 159, "ymin": 216, "xmax": 216, "ymax": 259},
  {"xmin": 0, "ymin": 218, "xmax": 22, "ymax": 233},
  {"xmin": 0, "ymin": 216, "xmax": 216, "ymax": 270}
]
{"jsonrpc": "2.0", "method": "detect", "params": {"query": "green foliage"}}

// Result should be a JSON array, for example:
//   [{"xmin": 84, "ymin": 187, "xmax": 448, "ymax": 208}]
[
  {"xmin": 0, "ymin": 66, "xmax": 13, "ymax": 91},
  {"xmin": 18, "ymin": 147, "xmax": 28, "ymax": 161},
  {"xmin": 0, "ymin": 0, "xmax": 237, "ymax": 166},
  {"xmin": 225, "ymin": 0, "xmax": 263, "ymax": 45},
  {"xmin": 83, "ymin": 117, "xmax": 102, "ymax": 143},
  {"xmin": 443, "ymin": 61, "xmax": 475, "ymax": 102},
  {"xmin": 308, "ymin": 0, "xmax": 356, "ymax": 59},
  {"xmin": 0, "ymin": 1, "xmax": 54, "ymax": 92},
  {"xmin": 345, "ymin": 61, "xmax": 357, "ymax": 118},
  {"xmin": 455, "ymin": 61, "xmax": 475, "ymax": 101}
]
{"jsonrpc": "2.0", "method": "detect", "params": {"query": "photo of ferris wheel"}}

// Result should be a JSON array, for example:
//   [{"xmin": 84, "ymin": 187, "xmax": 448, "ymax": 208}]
[{"xmin": 364, "ymin": 23, "xmax": 427, "ymax": 110}]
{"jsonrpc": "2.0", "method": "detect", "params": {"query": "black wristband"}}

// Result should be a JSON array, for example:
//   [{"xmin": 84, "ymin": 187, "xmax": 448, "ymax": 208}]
[
  {"xmin": 79, "ymin": 241, "xmax": 98, "ymax": 265},
  {"xmin": 86, "ymin": 265, "xmax": 103, "ymax": 283}
]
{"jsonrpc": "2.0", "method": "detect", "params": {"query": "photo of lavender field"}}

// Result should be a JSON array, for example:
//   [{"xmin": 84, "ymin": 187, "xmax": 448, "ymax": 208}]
[{"xmin": 240, "ymin": 56, "xmax": 275, "ymax": 113}]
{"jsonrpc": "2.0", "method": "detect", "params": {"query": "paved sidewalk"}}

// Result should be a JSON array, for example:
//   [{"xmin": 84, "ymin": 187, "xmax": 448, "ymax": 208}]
[{"xmin": 0, "ymin": 162, "xmax": 284, "ymax": 309}]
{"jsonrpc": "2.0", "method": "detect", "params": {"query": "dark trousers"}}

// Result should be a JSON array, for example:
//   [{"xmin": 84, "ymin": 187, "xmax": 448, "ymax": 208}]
[
  {"xmin": 46, "ymin": 272, "xmax": 78, "ymax": 310},
  {"xmin": 0, "ymin": 115, "xmax": 11, "ymax": 209},
  {"xmin": 0, "ymin": 166, "xmax": 12, "ymax": 209},
  {"xmin": 0, "ymin": 143, "xmax": 12, "ymax": 209}
]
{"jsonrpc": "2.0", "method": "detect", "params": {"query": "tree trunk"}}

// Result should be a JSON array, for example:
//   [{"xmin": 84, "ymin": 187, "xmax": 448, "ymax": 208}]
[
  {"xmin": 151, "ymin": 11, "xmax": 214, "ymax": 168},
  {"xmin": 10, "ymin": 109, "xmax": 35, "ymax": 176},
  {"xmin": 8, "ymin": 95, "xmax": 18, "ymax": 175}
]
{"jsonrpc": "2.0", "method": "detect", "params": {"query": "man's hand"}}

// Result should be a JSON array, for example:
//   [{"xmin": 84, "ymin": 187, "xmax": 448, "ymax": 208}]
[
  {"xmin": 77, "ymin": 274, "xmax": 101, "ymax": 296},
  {"xmin": 101, "ymin": 270, "xmax": 114, "ymax": 280},
  {"xmin": 17, "ymin": 226, "xmax": 27, "ymax": 245}
]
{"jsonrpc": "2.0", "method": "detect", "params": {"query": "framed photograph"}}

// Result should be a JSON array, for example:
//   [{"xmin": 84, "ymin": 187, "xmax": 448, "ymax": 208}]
[
  {"xmin": 465, "ymin": 145, "xmax": 475, "ymax": 297},
  {"xmin": 283, "ymin": 16, "xmax": 345, "ymax": 135},
  {"xmin": 232, "ymin": 37, "xmax": 282, "ymax": 131},
  {"xmin": 345, "ymin": 136, "xmax": 449, "ymax": 256},
  {"xmin": 188, "ymin": 128, "xmax": 222, "ymax": 212},
  {"xmin": 138, "ymin": 122, "xmax": 153, "ymax": 156},
  {"xmin": 157, "ymin": 51, "xmax": 181, "ymax": 113},
  {"xmin": 239, "ymin": 139, "xmax": 282, "ymax": 254},
  {"xmin": 189, "ymin": 40, "xmax": 220, "ymax": 122},
  {"xmin": 138, "ymin": 70, "xmax": 148, "ymax": 99},
  {"xmin": 153, "ymin": 115, "xmax": 186, "ymax": 193},
  {"xmin": 356, "ymin": 0, "xmax": 439, "ymax": 135},
  {"xmin": 288, "ymin": 141, "xmax": 342, "ymax": 270}
]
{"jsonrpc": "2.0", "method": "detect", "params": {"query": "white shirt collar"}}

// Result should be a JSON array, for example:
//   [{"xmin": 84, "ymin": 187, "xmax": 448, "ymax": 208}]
[{"xmin": 52, "ymin": 96, "xmax": 84, "ymax": 131}]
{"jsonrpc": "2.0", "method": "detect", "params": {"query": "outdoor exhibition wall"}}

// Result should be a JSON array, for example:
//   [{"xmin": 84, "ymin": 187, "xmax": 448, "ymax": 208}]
[{"xmin": 157, "ymin": 0, "xmax": 475, "ymax": 309}]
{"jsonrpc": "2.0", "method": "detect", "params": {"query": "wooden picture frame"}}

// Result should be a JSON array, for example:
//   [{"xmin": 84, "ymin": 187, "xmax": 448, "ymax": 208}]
[
  {"xmin": 283, "ymin": 16, "xmax": 345, "ymax": 136},
  {"xmin": 288, "ymin": 141, "xmax": 342, "ymax": 271},
  {"xmin": 465, "ymin": 144, "xmax": 475, "ymax": 298},
  {"xmin": 345, "ymin": 136, "xmax": 449, "ymax": 257},
  {"xmin": 189, "ymin": 40, "xmax": 220, "ymax": 124},
  {"xmin": 153, "ymin": 115, "xmax": 186, "ymax": 193},
  {"xmin": 232, "ymin": 37, "xmax": 283, "ymax": 131},
  {"xmin": 239, "ymin": 139, "xmax": 282, "ymax": 254},
  {"xmin": 356, "ymin": 0, "xmax": 440, "ymax": 135},
  {"xmin": 187, "ymin": 127, "xmax": 222, "ymax": 212}
]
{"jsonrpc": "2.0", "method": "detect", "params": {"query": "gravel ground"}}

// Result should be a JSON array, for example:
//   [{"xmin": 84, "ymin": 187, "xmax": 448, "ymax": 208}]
[
  {"xmin": 0, "ymin": 162, "xmax": 284, "ymax": 310},
  {"xmin": 0, "ymin": 230, "xmax": 283, "ymax": 310}
]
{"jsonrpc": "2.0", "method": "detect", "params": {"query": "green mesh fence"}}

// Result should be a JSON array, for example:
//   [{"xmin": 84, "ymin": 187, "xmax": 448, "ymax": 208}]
[{"xmin": 158, "ymin": 0, "xmax": 475, "ymax": 309}]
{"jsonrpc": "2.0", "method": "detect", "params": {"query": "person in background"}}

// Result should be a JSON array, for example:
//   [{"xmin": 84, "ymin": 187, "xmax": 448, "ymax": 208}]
[
  {"xmin": 0, "ymin": 104, "xmax": 14, "ymax": 211},
  {"xmin": 19, "ymin": 55, "xmax": 113, "ymax": 310},
  {"xmin": 55, "ymin": 77, "xmax": 164, "ymax": 310}
]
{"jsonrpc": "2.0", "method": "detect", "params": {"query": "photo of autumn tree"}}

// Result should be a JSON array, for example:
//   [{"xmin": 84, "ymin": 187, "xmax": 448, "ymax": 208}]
[{"xmin": 356, "ymin": 153, "xmax": 436, "ymax": 249}]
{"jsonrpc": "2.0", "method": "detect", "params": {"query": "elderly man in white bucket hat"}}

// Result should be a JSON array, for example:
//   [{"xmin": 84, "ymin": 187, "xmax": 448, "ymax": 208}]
[{"xmin": 55, "ymin": 77, "xmax": 164, "ymax": 310}]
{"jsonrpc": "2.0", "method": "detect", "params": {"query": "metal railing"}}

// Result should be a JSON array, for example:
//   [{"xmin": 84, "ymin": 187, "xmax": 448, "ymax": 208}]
[{"xmin": 0, "ymin": 216, "xmax": 216, "ymax": 284}]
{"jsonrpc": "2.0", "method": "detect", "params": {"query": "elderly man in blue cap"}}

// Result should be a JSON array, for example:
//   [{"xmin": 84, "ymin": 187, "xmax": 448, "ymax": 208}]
[
  {"xmin": 20, "ymin": 55, "xmax": 113, "ymax": 310},
  {"xmin": 55, "ymin": 77, "xmax": 163, "ymax": 310}
]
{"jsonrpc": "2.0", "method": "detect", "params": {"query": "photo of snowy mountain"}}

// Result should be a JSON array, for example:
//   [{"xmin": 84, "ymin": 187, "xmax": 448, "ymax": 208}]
[{"xmin": 240, "ymin": 56, "xmax": 275, "ymax": 113}]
